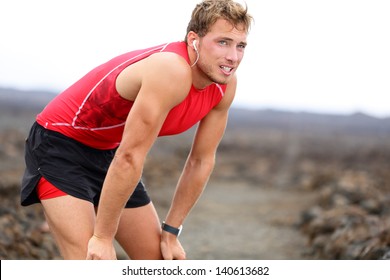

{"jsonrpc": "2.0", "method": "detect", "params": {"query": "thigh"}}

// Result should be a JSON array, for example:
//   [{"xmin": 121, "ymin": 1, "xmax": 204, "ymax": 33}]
[
  {"xmin": 115, "ymin": 202, "xmax": 163, "ymax": 260},
  {"xmin": 41, "ymin": 195, "xmax": 96, "ymax": 259}
]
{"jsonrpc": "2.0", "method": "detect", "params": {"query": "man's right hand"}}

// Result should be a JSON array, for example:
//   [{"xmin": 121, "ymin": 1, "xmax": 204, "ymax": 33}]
[{"xmin": 86, "ymin": 235, "xmax": 117, "ymax": 260}]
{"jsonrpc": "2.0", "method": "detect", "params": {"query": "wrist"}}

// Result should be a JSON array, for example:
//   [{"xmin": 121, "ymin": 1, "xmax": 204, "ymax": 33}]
[
  {"xmin": 161, "ymin": 221, "xmax": 183, "ymax": 237},
  {"xmin": 92, "ymin": 233, "xmax": 114, "ymax": 242}
]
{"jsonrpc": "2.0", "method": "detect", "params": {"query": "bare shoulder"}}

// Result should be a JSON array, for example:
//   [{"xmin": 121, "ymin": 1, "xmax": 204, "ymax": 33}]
[
  {"xmin": 146, "ymin": 52, "xmax": 191, "ymax": 77},
  {"xmin": 141, "ymin": 52, "xmax": 192, "ymax": 103},
  {"xmin": 116, "ymin": 52, "xmax": 192, "ymax": 102}
]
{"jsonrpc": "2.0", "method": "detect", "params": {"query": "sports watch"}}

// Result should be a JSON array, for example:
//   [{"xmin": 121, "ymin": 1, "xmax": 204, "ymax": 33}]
[{"xmin": 161, "ymin": 221, "xmax": 183, "ymax": 236}]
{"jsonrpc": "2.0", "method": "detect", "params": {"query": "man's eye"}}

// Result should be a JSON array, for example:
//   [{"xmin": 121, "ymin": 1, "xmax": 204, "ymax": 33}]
[
  {"xmin": 238, "ymin": 44, "xmax": 246, "ymax": 49},
  {"xmin": 219, "ymin": 41, "xmax": 228, "ymax": 45}
]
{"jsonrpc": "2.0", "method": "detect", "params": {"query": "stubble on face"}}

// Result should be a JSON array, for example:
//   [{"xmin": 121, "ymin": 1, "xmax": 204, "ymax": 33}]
[{"xmin": 195, "ymin": 19, "xmax": 247, "ymax": 86}]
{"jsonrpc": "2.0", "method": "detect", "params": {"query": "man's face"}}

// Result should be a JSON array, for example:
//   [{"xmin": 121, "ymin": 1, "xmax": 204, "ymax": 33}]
[{"xmin": 196, "ymin": 18, "xmax": 248, "ymax": 85}]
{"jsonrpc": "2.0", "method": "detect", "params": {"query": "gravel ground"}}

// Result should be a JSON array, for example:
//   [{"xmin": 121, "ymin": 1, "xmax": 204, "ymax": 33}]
[{"xmin": 130, "ymin": 180, "xmax": 317, "ymax": 260}]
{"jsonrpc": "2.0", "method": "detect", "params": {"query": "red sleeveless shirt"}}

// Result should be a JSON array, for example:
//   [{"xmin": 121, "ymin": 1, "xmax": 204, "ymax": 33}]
[{"xmin": 37, "ymin": 42, "xmax": 226, "ymax": 149}]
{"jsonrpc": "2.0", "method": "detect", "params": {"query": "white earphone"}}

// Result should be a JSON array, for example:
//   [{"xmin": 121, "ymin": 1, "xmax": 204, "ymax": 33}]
[
  {"xmin": 191, "ymin": 40, "xmax": 200, "ymax": 67},
  {"xmin": 193, "ymin": 40, "xmax": 198, "ymax": 51}
]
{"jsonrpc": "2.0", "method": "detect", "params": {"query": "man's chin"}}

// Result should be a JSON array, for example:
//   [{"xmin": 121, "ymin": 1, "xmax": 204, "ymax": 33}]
[
  {"xmin": 213, "ymin": 78, "xmax": 230, "ymax": 85},
  {"xmin": 209, "ymin": 74, "xmax": 231, "ymax": 85}
]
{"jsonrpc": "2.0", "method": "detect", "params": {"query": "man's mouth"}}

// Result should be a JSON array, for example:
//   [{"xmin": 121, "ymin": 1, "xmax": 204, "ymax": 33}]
[{"xmin": 220, "ymin": 65, "xmax": 234, "ymax": 74}]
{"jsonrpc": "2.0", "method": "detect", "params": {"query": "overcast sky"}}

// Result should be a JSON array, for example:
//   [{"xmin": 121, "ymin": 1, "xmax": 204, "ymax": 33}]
[{"xmin": 1, "ymin": 0, "xmax": 389, "ymax": 117}]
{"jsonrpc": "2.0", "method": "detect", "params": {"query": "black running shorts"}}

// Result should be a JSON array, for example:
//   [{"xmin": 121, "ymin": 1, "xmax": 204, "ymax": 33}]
[{"xmin": 21, "ymin": 122, "xmax": 151, "ymax": 208}]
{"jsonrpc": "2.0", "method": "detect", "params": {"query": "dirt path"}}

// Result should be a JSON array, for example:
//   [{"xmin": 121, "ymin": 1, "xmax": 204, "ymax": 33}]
[{"xmin": 147, "ymin": 180, "xmax": 317, "ymax": 260}]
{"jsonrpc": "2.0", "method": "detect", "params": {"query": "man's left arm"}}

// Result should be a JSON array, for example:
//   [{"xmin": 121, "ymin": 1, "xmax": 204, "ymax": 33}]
[{"xmin": 160, "ymin": 76, "xmax": 237, "ymax": 259}]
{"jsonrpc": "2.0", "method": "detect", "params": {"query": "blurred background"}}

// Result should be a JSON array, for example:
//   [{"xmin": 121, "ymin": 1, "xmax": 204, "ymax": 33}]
[{"xmin": 1, "ymin": 0, "xmax": 390, "ymax": 259}]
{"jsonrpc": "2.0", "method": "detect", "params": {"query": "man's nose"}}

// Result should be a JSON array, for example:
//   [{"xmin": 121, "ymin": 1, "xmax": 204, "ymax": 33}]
[{"xmin": 225, "ymin": 47, "xmax": 239, "ymax": 63}]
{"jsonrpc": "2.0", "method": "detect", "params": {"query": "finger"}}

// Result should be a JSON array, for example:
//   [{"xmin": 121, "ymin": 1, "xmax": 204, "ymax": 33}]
[
  {"xmin": 160, "ymin": 243, "xmax": 173, "ymax": 260},
  {"xmin": 162, "ymin": 250, "xmax": 173, "ymax": 260},
  {"xmin": 175, "ymin": 253, "xmax": 186, "ymax": 260}
]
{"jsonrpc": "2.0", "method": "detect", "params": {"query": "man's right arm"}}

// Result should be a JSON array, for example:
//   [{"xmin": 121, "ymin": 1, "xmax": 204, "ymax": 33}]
[{"xmin": 87, "ymin": 53, "xmax": 192, "ymax": 260}]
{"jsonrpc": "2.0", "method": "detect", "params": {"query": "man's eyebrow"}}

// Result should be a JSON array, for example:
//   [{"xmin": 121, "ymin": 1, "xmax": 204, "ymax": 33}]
[
  {"xmin": 220, "ymin": 37, "xmax": 248, "ymax": 45},
  {"xmin": 220, "ymin": 37, "xmax": 234, "ymax": 42}
]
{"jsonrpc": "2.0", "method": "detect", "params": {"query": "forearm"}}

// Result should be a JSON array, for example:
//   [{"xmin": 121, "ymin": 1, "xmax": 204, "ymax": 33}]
[
  {"xmin": 94, "ymin": 154, "xmax": 143, "ymax": 240},
  {"xmin": 164, "ymin": 155, "xmax": 215, "ymax": 228}
]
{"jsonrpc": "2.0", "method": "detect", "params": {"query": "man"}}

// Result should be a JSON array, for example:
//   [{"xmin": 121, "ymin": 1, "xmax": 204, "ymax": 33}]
[{"xmin": 21, "ymin": 0, "xmax": 252, "ymax": 260}]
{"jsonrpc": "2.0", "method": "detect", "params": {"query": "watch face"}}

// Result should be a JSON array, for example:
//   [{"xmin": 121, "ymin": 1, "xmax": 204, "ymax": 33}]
[{"xmin": 178, "ymin": 225, "xmax": 183, "ymax": 236}]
